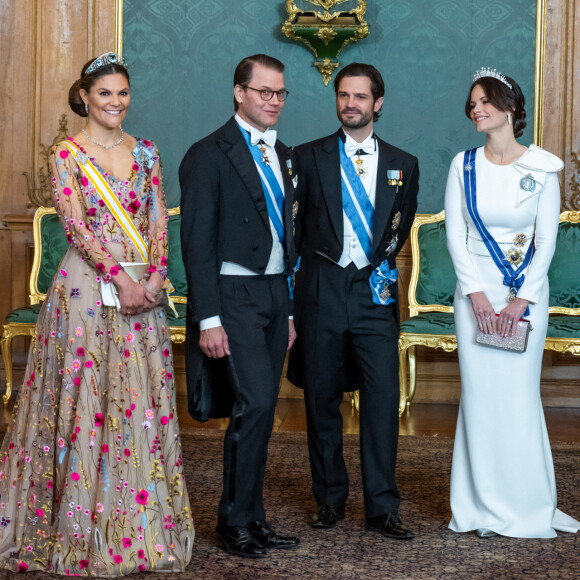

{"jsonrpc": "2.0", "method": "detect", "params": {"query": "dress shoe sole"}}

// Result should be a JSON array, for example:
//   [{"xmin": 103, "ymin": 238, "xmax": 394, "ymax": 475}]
[
  {"xmin": 259, "ymin": 541, "xmax": 300, "ymax": 550},
  {"xmin": 312, "ymin": 514, "xmax": 345, "ymax": 529},
  {"xmin": 366, "ymin": 524, "xmax": 415, "ymax": 540},
  {"xmin": 217, "ymin": 535, "xmax": 268, "ymax": 558}
]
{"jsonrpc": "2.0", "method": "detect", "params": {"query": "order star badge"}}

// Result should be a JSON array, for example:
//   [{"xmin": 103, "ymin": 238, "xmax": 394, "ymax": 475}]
[
  {"xmin": 258, "ymin": 144, "xmax": 271, "ymax": 166},
  {"xmin": 355, "ymin": 157, "xmax": 366, "ymax": 177}
]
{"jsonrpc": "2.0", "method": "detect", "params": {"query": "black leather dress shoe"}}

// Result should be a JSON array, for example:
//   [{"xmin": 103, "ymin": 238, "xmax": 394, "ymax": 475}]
[
  {"xmin": 249, "ymin": 520, "xmax": 300, "ymax": 549},
  {"xmin": 217, "ymin": 525, "xmax": 268, "ymax": 558},
  {"xmin": 366, "ymin": 513, "xmax": 415, "ymax": 539},
  {"xmin": 312, "ymin": 505, "xmax": 345, "ymax": 529}
]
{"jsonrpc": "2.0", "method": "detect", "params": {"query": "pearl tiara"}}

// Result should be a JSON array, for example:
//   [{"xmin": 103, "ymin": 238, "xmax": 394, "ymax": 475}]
[
  {"xmin": 473, "ymin": 67, "xmax": 512, "ymax": 90},
  {"xmin": 84, "ymin": 52, "xmax": 129, "ymax": 76}
]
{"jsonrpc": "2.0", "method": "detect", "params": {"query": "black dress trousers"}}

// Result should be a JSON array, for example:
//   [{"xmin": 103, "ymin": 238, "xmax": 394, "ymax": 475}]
[
  {"xmin": 216, "ymin": 273, "xmax": 288, "ymax": 527},
  {"xmin": 296, "ymin": 253, "xmax": 401, "ymax": 518}
]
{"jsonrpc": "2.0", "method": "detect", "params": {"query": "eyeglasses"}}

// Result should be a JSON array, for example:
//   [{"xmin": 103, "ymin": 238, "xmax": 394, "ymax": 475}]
[{"xmin": 242, "ymin": 86, "xmax": 289, "ymax": 102}]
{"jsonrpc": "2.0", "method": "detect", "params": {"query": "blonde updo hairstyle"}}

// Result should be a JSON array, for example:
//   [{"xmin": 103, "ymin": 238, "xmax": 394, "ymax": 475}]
[{"xmin": 68, "ymin": 57, "xmax": 130, "ymax": 117}]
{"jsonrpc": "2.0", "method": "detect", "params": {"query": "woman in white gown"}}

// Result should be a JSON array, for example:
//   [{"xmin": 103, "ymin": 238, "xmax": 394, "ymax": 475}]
[{"xmin": 444, "ymin": 68, "xmax": 580, "ymax": 539}]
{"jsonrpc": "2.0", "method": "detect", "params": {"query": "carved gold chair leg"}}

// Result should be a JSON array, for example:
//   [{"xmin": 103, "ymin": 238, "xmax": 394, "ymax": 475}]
[
  {"xmin": 407, "ymin": 345, "xmax": 417, "ymax": 405},
  {"xmin": 349, "ymin": 390, "xmax": 360, "ymax": 412},
  {"xmin": 398, "ymin": 336, "xmax": 409, "ymax": 416},
  {"xmin": 1, "ymin": 326, "xmax": 14, "ymax": 405}
]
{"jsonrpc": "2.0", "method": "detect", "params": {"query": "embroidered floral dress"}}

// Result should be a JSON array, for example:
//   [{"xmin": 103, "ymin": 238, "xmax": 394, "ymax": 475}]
[{"xmin": 0, "ymin": 138, "xmax": 194, "ymax": 575}]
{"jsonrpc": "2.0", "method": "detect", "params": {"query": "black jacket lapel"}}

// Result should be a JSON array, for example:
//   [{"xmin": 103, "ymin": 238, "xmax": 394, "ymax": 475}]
[
  {"xmin": 217, "ymin": 117, "xmax": 270, "ymax": 229},
  {"xmin": 372, "ymin": 139, "xmax": 397, "ymax": 255},
  {"xmin": 314, "ymin": 130, "xmax": 343, "ymax": 245},
  {"xmin": 276, "ymin": 140, "xmax": 297, "ymax": 264}
]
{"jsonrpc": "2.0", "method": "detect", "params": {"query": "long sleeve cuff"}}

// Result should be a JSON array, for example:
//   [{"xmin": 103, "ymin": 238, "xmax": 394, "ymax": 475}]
[{"xmin": 199, "ymin": 315, "xmax": 222, "ymax": 330}]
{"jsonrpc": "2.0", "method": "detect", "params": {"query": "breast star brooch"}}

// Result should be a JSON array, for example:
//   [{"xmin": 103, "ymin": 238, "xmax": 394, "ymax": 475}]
[{"xmin": 392, "ymin": 211, "xmax": 401, "ymax": 230}]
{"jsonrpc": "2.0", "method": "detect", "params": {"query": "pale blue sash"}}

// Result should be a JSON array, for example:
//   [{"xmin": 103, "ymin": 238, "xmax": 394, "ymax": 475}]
[
  {"xmin": 239, "ymin": 126, "xmax": 285, "ymax": 245},
  {"xmin": 338, "ymin": 137, "xmax": 374, "ymax": 262}
]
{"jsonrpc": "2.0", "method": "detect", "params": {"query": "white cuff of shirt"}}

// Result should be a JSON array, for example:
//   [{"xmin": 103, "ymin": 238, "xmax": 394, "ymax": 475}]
[{"xmin": 199, "ymin": 316, "xmax": 222, "ymax": 331}]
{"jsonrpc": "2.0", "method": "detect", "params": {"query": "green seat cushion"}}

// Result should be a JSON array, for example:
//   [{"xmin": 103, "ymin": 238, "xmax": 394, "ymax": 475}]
[
  {"xmin": 546, "ymin": 315, "xmax": 580, "ymax": 339},
  {"xmin": 400, "ymin": 312, "xmax": 456, "ymax": 335},
  {"xmin": 166, "ymin": 301, "xmax": 187, "ymax": 326},
  {"xmin": 38, "ymin": 213, "xmax": 68, "ymax": 295},
  {"xmin": 167, "ymin": 212, "xmax": 188, "ymax": 298},
  {"xmin": 548, "ymin": 221, "xmax": 580, "ymax": 309},
  {"xmin": 416, "ymin": 220, "xmax": 457, "ymax": 307},
  {"xmin": 6, "ymin": 304, "xmax": 43, "ymax": 324}
]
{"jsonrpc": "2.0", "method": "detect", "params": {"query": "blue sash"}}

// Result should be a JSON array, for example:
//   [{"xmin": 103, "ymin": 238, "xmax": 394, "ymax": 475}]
[
  {"xmin": 463, "ymin": 148, "xmax": 534, "ymax": 316},
  {"xmin": 339, "ymin": 137, "xmax": 374, "ymax": 262},
  {"xmin": 240, "ymin": 126, "xmax": 285, "ymax": 245}
]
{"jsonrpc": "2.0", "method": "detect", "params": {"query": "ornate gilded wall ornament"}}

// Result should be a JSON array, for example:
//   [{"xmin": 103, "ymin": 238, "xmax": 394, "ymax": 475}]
[
  {"xmin": 282, "ymin": 1, "xmax": 369, "ymax": 86},
  {"xmin": 24, "ymin": 113, "xmax": 70, "ymax": 208}
]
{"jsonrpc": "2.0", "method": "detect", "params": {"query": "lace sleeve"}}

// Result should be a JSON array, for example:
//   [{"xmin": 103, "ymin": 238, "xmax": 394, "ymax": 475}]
[
  {"xmin": 49, "ymin": 143, "xmax": 123, "ymax": 283},
  {"xmin": 145, "ymin": 144, "xmax": 169, "ymax": 280}
]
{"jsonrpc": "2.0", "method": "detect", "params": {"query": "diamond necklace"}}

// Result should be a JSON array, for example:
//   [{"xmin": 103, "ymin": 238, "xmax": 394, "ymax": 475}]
[{"xmin": 81, "ymin": 127, "xmax": 124, "ymax": 149}]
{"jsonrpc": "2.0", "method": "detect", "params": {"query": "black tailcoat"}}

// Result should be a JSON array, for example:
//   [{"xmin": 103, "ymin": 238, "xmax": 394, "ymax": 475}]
[
  {"xmin": 179, "ymin": 116, "xmax": 298, "ymax": 525},
  {"xmin": 289, "ymin": 129, "xmax": 419, "ymax": 517}
]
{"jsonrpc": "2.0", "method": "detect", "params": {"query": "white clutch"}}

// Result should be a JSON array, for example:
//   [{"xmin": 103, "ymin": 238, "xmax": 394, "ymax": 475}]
[{"xmin": 100, "ymin": 262, "xmax": 148, "ymax": 310}]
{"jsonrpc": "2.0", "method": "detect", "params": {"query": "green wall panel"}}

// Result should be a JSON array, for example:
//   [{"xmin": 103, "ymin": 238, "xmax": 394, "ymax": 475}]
[{"xmin": 123, "ymin": 0, "xmax": 536, "ymax": 211}]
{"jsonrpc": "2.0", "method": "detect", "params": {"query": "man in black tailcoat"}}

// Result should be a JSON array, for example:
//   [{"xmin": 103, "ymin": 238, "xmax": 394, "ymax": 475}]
[
  {"xmin": 179, "ymin": 54, "xmax": 299, "ymax": 558},
  {"xmin": 290, "ymin": 63, "xmax": 419, "ymax": 539}
]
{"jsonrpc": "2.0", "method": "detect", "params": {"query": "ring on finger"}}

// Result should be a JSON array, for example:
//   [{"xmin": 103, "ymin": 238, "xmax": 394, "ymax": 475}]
[{"xmin": 507, "ymin": 320, "xmax": 513, "ymax": 325}]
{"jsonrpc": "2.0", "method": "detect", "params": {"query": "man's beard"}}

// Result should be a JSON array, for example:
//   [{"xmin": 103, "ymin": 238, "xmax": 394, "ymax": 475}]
[{"xmin": 339, "ymin": 108, "xmax": 373, "ymax": 130}]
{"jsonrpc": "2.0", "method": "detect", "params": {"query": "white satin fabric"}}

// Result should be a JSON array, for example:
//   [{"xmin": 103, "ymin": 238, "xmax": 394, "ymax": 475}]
[{"xmin": 444, "ymin": 147, "xmax": 579, "ymax": 538}]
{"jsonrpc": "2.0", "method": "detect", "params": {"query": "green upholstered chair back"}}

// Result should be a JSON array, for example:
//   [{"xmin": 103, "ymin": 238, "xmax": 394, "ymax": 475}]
[
  {"xmin": 166, "ymin": 208, "xmax": 188, "ymax": 298},
  {"xmin": 548, "ymin": 212, "xmax": 580, "ymax": 312},
  {"xmin": 410, "ymin": 213, "xmax": 457, "ymax": 316},
  {"xmin": 31, "ymin": 208, "xmax": 68, "ymax": 302}
]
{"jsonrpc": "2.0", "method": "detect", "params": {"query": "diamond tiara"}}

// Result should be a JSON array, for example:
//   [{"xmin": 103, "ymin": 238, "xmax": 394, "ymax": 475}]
[
  {"xmin": 473, "ymin": 67, "xmax": 512, "ymax": 89},
  {"xmin": 84, "ymin": 52, "xmax": 129, "ymax": 76}
]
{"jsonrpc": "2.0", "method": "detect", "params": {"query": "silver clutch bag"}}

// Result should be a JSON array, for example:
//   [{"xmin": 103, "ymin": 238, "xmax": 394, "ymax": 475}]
[{"xmin": 475, "ymin": 319, "xmax": 532, "ymax": 353}]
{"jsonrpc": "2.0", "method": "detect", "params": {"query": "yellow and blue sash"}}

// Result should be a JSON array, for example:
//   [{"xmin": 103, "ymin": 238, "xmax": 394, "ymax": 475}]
[
  {"xmin": 463, "ymin": 148, "xmax": 534, "ymax": 315},
  {"xmin": 239, "ymin": 127, "xmax": 286, "ymax": 246},
  {"xmin": 60, "ymin": 140, "xmax": 178, "ymax": 317},
  {"xmin": 339, "ymin": 137, "xmax": 374, "ymax": 262}
]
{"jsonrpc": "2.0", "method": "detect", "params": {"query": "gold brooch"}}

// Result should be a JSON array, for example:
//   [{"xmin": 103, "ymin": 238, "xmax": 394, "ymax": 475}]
[
  {"xmin": 513, "ymin": 233, "xmax": 527, "ymax": 247},
  {"xmin": 506, "ymin": 248, "xmax": 523, "ymax": 266},
  {"xmin": 392, "ymin": 211, "xmax": 401, "ymax": 230},
  {"xmin": 379, "ymin": 283, "xmax": 391, "ymax": 302},
  {"xmin": 292, "ymin": 201, "xmax": 299, "ymax": 220}
]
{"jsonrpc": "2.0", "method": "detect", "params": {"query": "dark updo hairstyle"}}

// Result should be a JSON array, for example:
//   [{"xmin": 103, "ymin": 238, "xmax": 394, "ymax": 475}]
[
  {"xmin": 68, "ymin": 56, "xmax": 130, "ymax": 117},
  {"xmin": 465, "ymin": 75, "xmax": 526, "ymax": 138}
]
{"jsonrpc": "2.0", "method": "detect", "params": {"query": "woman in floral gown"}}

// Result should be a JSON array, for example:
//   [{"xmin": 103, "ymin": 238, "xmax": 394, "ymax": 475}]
[{"xmin": 0, "ymin": 53, "xmax": 193, "ymax": 575}]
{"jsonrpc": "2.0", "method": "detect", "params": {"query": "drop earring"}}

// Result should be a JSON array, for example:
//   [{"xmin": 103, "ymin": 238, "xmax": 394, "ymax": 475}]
[{"xmin": 507, "ymin": 112, "xmax": 512, "ymax": 125}]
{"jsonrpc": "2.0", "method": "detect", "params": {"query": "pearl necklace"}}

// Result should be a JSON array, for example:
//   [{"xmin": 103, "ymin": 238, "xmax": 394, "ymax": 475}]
[{"xmin": 82, "ymin": 127, "xmax": 124, "ymax": 149}]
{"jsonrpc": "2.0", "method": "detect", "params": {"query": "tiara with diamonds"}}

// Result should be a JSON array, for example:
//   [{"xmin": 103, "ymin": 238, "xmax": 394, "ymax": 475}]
[
  {"xmin": 473, "ymin": 67, "xmax": 512, "ymax": 89},
  {"xmin": 84, "ymin": 52, "xmax": 129, "ymax": 76}
]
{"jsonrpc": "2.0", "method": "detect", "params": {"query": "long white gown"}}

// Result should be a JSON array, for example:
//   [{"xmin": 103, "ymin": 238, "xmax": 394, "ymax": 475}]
[{"xmin": 444, "ymin": 145, "xmax": 580, "ymax": 538}]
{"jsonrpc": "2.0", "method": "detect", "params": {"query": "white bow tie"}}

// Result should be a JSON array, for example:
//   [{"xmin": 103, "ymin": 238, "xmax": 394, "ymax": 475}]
[
  {"xmin": 344, "ymin": 138, "xmax": 375, "ymax": 158},
  {"xmin": 250, "ymin": 127, "xmax": 277, "ymax": 148}
]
